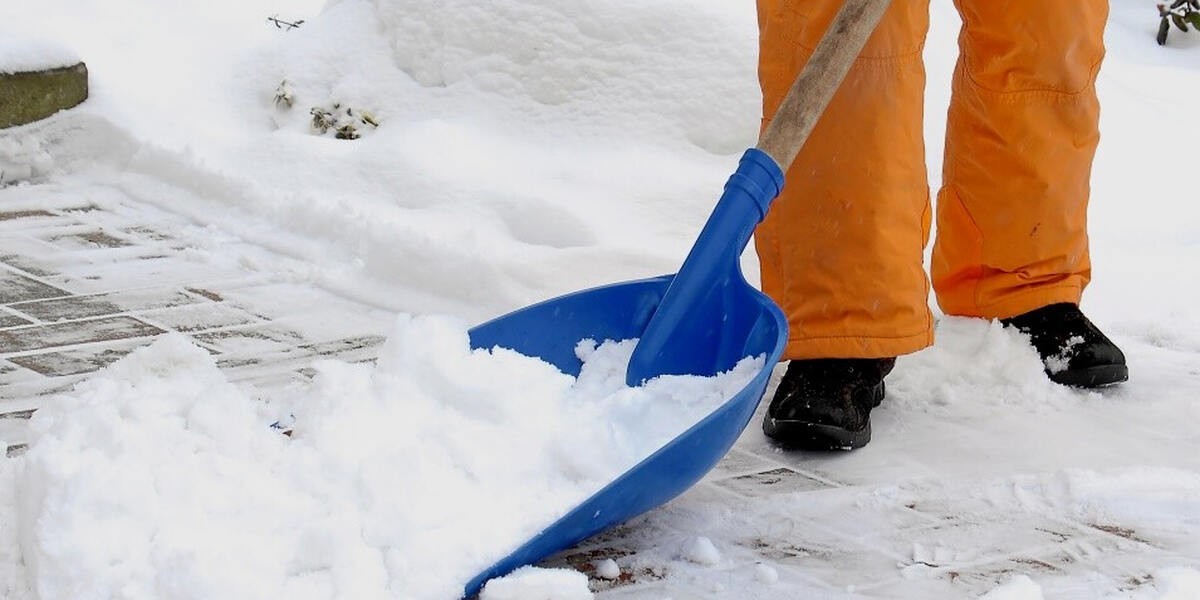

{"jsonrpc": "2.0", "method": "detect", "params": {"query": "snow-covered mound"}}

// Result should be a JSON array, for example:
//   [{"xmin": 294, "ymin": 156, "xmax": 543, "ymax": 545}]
[
  {"xmin": 0, "ymin": 0, "xmax": 760, "ymax": 323},
  {"xmin": 18, "ymin": 317, "xmax": 760, "ymax": 600},
  {"xmin": 267, "ymin": 0, "xmax": 756, "ymax": 152}
]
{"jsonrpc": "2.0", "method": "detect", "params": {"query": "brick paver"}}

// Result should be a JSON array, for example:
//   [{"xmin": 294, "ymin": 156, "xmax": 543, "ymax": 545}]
[{"xmin": 0, "ymin": 184, "xmax": 393, "ymax": 452}]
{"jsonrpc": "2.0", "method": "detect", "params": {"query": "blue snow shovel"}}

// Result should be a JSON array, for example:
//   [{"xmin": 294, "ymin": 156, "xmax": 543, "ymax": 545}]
[{"xmin": 464, "ymin": 0, "xmax": 891, "ymax": 595}]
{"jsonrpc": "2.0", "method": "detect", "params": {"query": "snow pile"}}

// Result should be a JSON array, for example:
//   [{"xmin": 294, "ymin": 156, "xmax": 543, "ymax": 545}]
[
  {"xmin": 18, "ymin": 316, "xmax": 760, "ymax": 600},
  {"xmin": 593, "ymin": 558, "xmax": 620, "ymax": 580},
  {"xmin": 0, "ymin": 457, "xmax": 27, "ymax": 600},
  {"xmin": 979, "ymin": 575, "xmax": 1043, "ymax": 600},
  {"xmin": 0, "ymin": 0, "xmax": 760, "ymax": 322},
  {"xmin": 231, "ymin": 0, "xmax": 760, "ymax": 319},
  {"xmin": 683, "ymin": 536, "xmax": 721, "ymax": 566},
  {"xmin": 265, "ymin": 0, "xmax": 756, "ymax": 152},
  {"xmin": 752, "ymin": 563, "xmax": 778, "ymax": 584},
  {"xmin": 0, "ymin": 26, "xmax": 78, "ymax": 74},
  {"xmin": 478, "ymin": 566, "xmax": 593, "ymax": 600},
  {"xmin": 1137, "ymin": 568, "xmax": 1200, "ymax": 600},
  {"xmin": 888, "ymin": 317, "xmax": 1091, "ymax": 414}
]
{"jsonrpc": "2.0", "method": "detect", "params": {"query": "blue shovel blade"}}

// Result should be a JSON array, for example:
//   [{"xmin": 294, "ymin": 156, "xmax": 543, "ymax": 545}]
[{"xmin": 463, "ymin": 149, "xmax": 787, "ymax": 597}]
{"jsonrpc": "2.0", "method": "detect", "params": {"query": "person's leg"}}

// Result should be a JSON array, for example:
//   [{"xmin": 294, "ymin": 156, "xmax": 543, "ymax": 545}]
[
  {"xmin": 934, "ymin": 0, "xmax": 1125, "ymax": 388},
  {"xmin": 755, "ymin": 0, "xmax": 932, "ymax": 449},
  {"xmin": 755, "ymin": 0, "xmax": 933, "ymax": 361},
  {"xmin": 933, "ymin": 0, "xmax": 1108, "ymax": 319}
]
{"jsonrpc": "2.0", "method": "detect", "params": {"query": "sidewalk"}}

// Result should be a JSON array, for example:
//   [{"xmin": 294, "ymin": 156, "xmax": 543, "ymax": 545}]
[
  {"xmin": 2, "ymin": 181, "xmax": 1194, "ymax": 600},
  {"xmin": 0, "ymin": 181, "xmax": 392, "ymax": 454}
]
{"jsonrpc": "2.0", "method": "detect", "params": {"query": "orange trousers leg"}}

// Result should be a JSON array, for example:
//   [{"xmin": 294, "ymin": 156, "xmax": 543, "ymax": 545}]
[
  {"xmin": 755, "ymin": 0, "xmax": 1108, "ymax": 360},
  {"xmin": 933, "ymin": 0, "xmax": 1108, "ymax": 319},
  {"xmin": 755, "ymin": 0, "xmax": 934, "ymax": 360}
]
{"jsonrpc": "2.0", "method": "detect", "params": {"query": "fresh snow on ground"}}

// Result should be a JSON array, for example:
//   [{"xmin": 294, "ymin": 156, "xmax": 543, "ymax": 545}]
[{"xmin": 1, "ymin": 0, "xmax": 1199, "ymax": 598}]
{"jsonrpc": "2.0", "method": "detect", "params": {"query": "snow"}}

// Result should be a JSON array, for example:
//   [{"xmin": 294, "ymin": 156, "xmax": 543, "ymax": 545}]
[
  {"xmin": 753, "ymin": 563, "xmax": 778, "ymax": 585},
  {"xmin": 1, "ymin": 0, "xmax": 1199, "ymax": 597},
  {"xmin": 0, "ymin": 26, "xmax": 78, "ymax": 74},
  {"xmin": 0, "ymin": 458, "xmax": 27, "ymax": 600},
  {"xmin": 478, "ymin": 566, "xmax": 593, "ymax": 600},
  {"xmin": 684, "ymin": 536, "xmax": 722, "ymax": 566},
  {"xmin": 594, "ymin": 559, "xmax": 620, "ymax": 581},
  {"xmin": 888, "ymin": 318, "xmax": 1087, "ymax": 414},
  {"xmin": 1139, "ymin": 568, "xmax": 1200, "ymax": 600},
  {"xmin": 1044, "ymin": 335, "xmax": 1085, "ymax": 375},
  {"xmin": 17, "ymin": 320, "xmax": 759, "ymax": 600},
  {"xmin": 0, "ymin": 0, "xmax": 757, "ymax": 322},
  {"xmin": 980, "ymin": 575, "xmax": 1044, "ymax": 600}
]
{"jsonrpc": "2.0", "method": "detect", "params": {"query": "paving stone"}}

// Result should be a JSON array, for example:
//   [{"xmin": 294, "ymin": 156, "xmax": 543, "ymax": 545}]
[
  {"xmin": 707, "ymin": 448, "xmax": 781, "ymax": 480},
  {"xmin": 0, "ymin": 360, "xmax": 41, "ymax": 385},
  {"xmin": 600, "ymin": 583, "xmax": 713, "ymax": 599},
  {"xmin": 184, "ymin": 287, "xmax": 223, "ymax": 302},
  {"xmin": 1, "ymin": 253, "xmax": 59, "ymax": 278},
  {"xmin": 885, "ymin": 514, "xmax": 1085, "ymax": 576},
  {"xmin": 42, "ymin": 229, "xmax": 133, "ymax": 250},
  {"xmin": 0, "ymin": 311, "xmax": 32, "ymax": 328},
  {"xmin": 58, "ymin": 204, "xmax": 101, "ymax": 214},
  {"xmin": 234, "ymin": 371, "xmax": 308, "ymax": 390},
  {"xmin": 713, "ymin": 467, "xmax": 837, "ymax": 496},
  {"xmin": 0, "ymin": 408, "xmax": 35, "ymax": 420},
  {"xmin": 0, "ymin": 215, "xmax": 80, "ymax": 234},
  {"xmin": 541, "ymin": 545, "xmax": 642, "ymax": 592},
  {"xmin": 0, "ymin": 316, "xmax": 163, "ymax": 354},
  {"xmin": 194, "ymin": 325, "xmax": 305, "ymax": 356},
  {"xmin": 0, "ymin": 377, "xmax": 83, "ymax": 404},
  {"xmin": 299, "ymin": 335, "xmax": 386, "ymax": 357},
  {"xmin": 9, "ymin": 340, "xmax": 151, "ymax": 377},
  {"xmin": 138, "ymin": 302, "xmax": 263, "ymax": 333},
  {"xmin": 121, "ymin": 226, "xmax": 174, "ymax": 241},
  {"xmin": 731, "ymin": 521, "xmax": 902, "ymax": 591},
  {"xmin": 11, "ymin": 287, "xmax": 205, "ymax": 322},
  {"xmin": 0, "ymin": 269, "xmax": 70, "ymax": 304},
  {"xmin": 0, "ymin": 210, "xmax": 55, "ymax": 222},
  {"xmin": 0, "ymin": 211, "xmax": 73, "ymax": 233},
  {"xmin": 45, "ymin": 256, "xmax": 249, "ymax": 294}
]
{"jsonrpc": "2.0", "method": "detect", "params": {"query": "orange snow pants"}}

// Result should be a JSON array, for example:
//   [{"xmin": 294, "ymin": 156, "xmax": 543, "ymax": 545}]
[{"xmin": 755, "ymin": 0, "xmax": 1108, "ymax": 360}]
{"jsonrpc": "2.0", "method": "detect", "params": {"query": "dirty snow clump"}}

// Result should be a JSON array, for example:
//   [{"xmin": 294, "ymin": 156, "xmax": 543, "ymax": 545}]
[{"xmin": 594, "ymin": 558, "xmax": 620, "ymax": 580}]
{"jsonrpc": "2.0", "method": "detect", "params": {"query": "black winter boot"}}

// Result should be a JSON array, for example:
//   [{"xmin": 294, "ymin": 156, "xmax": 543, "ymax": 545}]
[
  {"xmin": 1000, "ymin": 303, "xmax": 1127, "ymax": 388},
  {"xmin": 763, "ymin": 357, "xmax": 895, "ymax": 450}
]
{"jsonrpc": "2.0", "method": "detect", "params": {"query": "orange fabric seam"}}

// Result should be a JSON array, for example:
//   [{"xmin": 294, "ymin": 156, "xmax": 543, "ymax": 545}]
[
  {"xmin": 787, "ymin": 46, "xmax": 926, "ymax": 74},
  {"xmin": 973, "ymin": 283, "xmax": 1083, "ymax": 311},
  {"xmin": 785, "ymin": 328, "xmax": 934, "ymax": 343},
  {"xmin": 956, "ymin": 55, "xmax": 1106, "ymax": 100}
]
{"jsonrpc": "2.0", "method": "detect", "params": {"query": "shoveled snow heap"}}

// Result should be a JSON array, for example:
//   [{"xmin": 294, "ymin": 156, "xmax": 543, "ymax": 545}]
[{"xmin": 18, "ymin": 316, "xmax": 761, "ymax": 600}]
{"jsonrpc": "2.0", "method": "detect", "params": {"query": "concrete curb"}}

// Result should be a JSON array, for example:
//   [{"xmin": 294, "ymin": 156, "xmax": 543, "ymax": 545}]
[{"xmin": 0, "ymin": 62, "xmax": 88, "ymax": 129}]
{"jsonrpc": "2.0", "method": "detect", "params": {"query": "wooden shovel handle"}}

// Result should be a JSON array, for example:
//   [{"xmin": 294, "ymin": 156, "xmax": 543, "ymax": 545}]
[{"xmin": 756, "ymin": 0, "xmax": 893, "ymax": 170}]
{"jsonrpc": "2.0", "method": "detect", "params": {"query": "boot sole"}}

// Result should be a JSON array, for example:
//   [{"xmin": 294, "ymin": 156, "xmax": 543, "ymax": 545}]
[
  {"xmin": 762, "ymin": 383, "xmax": 884, "ymax": 451},
  {"xmin": 1049, "ymin": 364, "xmax": 1128, "ymax": 388},
  {"xmin": 762, "ymin": 418, "xmax": 871, "ymax": 450}
]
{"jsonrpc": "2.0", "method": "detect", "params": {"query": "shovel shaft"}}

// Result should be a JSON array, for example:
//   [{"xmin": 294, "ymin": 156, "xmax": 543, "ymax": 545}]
[
  {"xmin": 625, "ymin": 0, "xmax": 891, "ymax": 386},
  {"xmin": 756, "ymin": 0, "xmax": 893, "ymax": 170}
]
